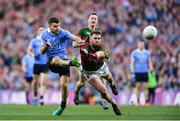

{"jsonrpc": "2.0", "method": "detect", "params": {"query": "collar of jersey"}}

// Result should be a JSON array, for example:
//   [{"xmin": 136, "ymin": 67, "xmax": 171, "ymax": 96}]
[
  {"xmin": 47, "ymin": 28, "xmax": 61, "ymax": 35},
  {"xmin": 36, "ymin": 36, "xmax": 41, "ymax": 40},
  {"xmin": 137, "ymin": 48, "xmax": 145, "ymax": 52}
]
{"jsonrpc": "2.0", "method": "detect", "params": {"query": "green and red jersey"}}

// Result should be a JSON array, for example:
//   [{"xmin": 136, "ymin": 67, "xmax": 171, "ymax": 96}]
[{"xmin": 80, "ymin": 45, "xmax": 105, "ymax": 71}]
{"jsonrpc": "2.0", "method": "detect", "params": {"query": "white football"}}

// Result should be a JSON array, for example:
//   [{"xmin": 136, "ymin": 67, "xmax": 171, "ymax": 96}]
[{"xmin": 143, "ymin": 25, "xmax": 157, "ymax": 40}]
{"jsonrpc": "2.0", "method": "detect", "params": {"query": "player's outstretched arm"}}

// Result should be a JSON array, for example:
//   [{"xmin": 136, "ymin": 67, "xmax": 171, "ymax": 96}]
[
  {"xmin": 27, "ymin": 48, "xmax": 34, "ymax": 57},
  {"xmin": 71, "ymin": 35, "xmax": 86, "ymax": 47},
  {"xmin": 95, "ymin": 51, "xmax": 110, "ymax": 60},
  {"xmin": 130, "ymin": 55, "xmax": 135, "ymax": 73},
  {"xmin": 41, "ymin": 46, "xmax": 48, "ymax": 55}
]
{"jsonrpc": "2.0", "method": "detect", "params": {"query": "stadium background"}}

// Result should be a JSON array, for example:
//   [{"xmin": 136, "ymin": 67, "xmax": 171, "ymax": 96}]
[{"xmin": 0, "ymin": 0, "xmax": 179, "ymax": 105}]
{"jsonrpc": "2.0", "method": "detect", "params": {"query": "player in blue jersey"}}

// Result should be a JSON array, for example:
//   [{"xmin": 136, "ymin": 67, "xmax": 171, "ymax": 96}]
[
  {"xmin": 130, "ymin": 41, "xmax": 153, "ymax": 105},
  {"xmin": 22, "ymin": 53, "xmax": 34, "ymax": 104},
  {"xmin": 40, "ymin": 17, "xmax": 83, "ymax": 116},
  {"xmin": 28, "ymin": 27, "xmax": 48, "ymax": 106}
]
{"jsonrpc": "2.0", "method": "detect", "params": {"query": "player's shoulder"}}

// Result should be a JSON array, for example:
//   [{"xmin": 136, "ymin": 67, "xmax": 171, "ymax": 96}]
[
  {"xmin": 78, "ymin": 27, "xmax": 90, "ymax": 34},
  {"xmin": 23, "ymin": 54, "xmax": 30, "ymax": 60},
  {"xmin": 59, "ymin": 29, "xmax": 73, "ymax": 37},
  {"xmin": 143, "ymin": 49, "xmax": 150, "ymax": 53},
  {"xmin": 32, "ymin": 36, "xmax": 40, "ymax": 41},
  {"xmin": 41, "ymin": 28, "xmax": 48, "ymax": 35},
  {"xmin": 29, "ymin": 38, "xmax": 36, "ymax": 46},
  {"xmin": 132, "ymin": 49, "xmax": 138, "ymax": 53},
  {"xmin": 79, "ymin": 27, "xmax": 89, "ymax": 31},
  {"xmin": 60, "ymin": 28, "xmax": 70, "ymax": 34}
]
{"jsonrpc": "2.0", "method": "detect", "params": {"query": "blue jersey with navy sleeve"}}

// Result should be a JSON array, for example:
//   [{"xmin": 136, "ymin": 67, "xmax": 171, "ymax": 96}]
[
  {"xmin": 28, "ymin": 36, "xmax": 47, "ymax": 64},
  {"xmin": 22, "ymin": 54, "xmax": 34, "ymax": 77},
  {"xmin": 41, "ymin": 28, "xmax": 74, "ymax": 60},
  {"xmin": 131, "ymin": 49, "xmax": 150, "ymax": 73}
]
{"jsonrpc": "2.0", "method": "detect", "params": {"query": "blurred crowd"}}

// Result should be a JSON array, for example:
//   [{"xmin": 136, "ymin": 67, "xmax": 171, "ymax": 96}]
[{"xmin": 0, "ymin": 0, "xmax": 179, "ymax": 93}]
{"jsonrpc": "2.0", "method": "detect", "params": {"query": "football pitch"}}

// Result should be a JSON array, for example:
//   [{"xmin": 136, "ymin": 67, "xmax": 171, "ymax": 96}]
[{"xmin": 0, "ymin": 104, "xmax": 179, "ymax": 120}]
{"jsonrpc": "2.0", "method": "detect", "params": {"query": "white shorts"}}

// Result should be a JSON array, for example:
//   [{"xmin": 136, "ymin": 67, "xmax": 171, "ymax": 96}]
[{"xmin": 80, "ymin": 62, "xmax": 110, "ymax": 81}]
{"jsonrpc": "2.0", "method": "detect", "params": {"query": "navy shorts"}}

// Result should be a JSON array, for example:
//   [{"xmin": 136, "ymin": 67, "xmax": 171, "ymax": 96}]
[
  {"xmin": 47, "ymin": 58, "xmax": 70, "ymax": 77},
  {"xmin": 33, "ymin": 64, "xmax": 48, "ymax": 75},
  {"xmin": 135, "ymin": 72, "xmax": 148, "ymax": 82},
  {"xmin": 25, "ymin": 77, "xmax": 33, "ymax": 83}
]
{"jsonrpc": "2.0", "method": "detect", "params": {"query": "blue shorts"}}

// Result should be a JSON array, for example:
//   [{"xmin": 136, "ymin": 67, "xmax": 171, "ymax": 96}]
[
  {"xmin": 135, "ymin": 72, "xmax": 148, "ymax": 82},
  {"xmin": 25, "ymin": 77, "xmax": 33, "ymax": 83},
  {"xmin": 33, "ymin": 64, "xmax": 48, "ymax": 75}
]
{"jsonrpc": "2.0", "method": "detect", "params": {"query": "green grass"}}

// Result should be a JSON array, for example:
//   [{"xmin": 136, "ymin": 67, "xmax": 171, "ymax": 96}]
[{"xmin": 0, "ymin": 104, "xmax": 179, "ymax": 120}]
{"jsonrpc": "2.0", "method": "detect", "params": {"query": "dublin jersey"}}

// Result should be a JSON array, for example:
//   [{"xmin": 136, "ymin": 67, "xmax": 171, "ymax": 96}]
[
  {"xmin": 41, "ymin": 28, "xmax": 74, "ymax": 60},
  {"xmin": 28, "ymin": 36, "xmax": 47, "ymax": 64},
  {"xmin": 131, "ymin": 49, "xmax": 150, "ymax": 73},
  {"xmin": 22, "ymin": 54, "xmax": 34, "ymax": 77}
]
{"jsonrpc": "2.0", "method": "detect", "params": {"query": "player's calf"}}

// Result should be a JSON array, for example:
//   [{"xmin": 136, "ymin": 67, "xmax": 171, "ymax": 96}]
[
  {"xmin": 74, "ymin": 93, "xmax": 79, "ymax": 105},
  {"xmin": 111, "ymin": 103, "xmax": 122, "ymax": 115},
  {"xmin": 110, "ymin": 84, "xmax": 118, "ymax": 95}
]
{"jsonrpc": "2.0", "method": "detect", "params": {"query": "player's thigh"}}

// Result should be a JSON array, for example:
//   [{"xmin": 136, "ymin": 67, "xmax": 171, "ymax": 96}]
[
  {"xmin": 101, "ymin": 78, "xmax": 107, "ymax": 86},
  {"xmin": 135, "ymin": 82, "xmax": 141, "ymax": 88},
  {"xmin": 103, "ymin": 72, "xmax": 113, "ymax": 80},
  {"xmin": 33, "ymin": 74, "xmax": 39, "ymax": 82},
  {"xmin": 88, "ymin": 76, "xmax": 107, "ymax": 93},
  {"xmin": 60, "ymin": 75, "xmax": 69, "ymax": 86},
  {"xmin": 25, "ymin": 82, "xmax": 31, "ymax": 90},
  {"xmin": 51, "ymin": 56, "xmax": 69, "ymax": 65},
  {"xmin": 51, "ymin": 56, "xmax": 61, "ymax": 64},
  {"xmin": 142, "ymin": 82, "xmax": 148, "ymax": 89}
]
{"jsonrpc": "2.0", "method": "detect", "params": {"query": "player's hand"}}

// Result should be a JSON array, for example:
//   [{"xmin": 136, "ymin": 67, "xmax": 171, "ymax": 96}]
[
  {"xmin": 77, "ymin": 40, "xmax": 86, "ymax": 47},
  {"xmin": 130, "ymin": 73, "xmax": 136, "ymax": 83},
  {"xmin": 105, "ymin": 52, "xmax": 110, "ymax": 61},
  {"xmin": 44, "ymin": 39, "xmax": 52, "ymax": 47},
  {"xmin": 80, "ymin": 49, "xmax": 88, "ymax": 55},
  {"xmin": 88, "ymin": 52, "xmax": 97, "ymax": 59}
]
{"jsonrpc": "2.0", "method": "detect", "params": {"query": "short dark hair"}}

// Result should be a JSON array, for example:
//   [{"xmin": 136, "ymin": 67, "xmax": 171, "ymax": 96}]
[
  {"xmin": 91, "ymin": 28, "xmax": 102, "ymax": 36},
  {"xmin": 48, "ymin": 17, "xmax": 59, "ymax": 24},
  {"xmin": 89, "ymin": 12, "xmax": 98, "ymax": 17}
]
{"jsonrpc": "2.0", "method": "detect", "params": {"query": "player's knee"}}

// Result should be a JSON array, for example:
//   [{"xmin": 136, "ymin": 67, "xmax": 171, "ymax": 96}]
[
  {"xmin": 136, "ymin": 83, "xmax": 141, "ymax": 88},
  {"xmin": 52, "ymin": 56, "xmax": 60, "ymax": 65},
  {"xmin": 143, "ymin": 83, "xmax": 148, "ymax": 89},
  {"xmin": 80, "ymin": 81, "xmax": 85, "ymax": 86},
  {"xmin": 100, "ymin": 91, "xmax": 107, "ymax": 98},
  {"xmin": 33, "ymin": 79, "xmax": 38, "ymax": 84},
  {"xmin": 61, "ymin": 82, "xmax": 68, "ymax": 88},
  {"xmin": 136, "ymin": 86, "xmax": 140, "ymax": 89}
]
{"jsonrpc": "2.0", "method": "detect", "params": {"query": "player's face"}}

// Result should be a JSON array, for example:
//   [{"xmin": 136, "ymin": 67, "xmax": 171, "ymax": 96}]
[
  {"xmin": 37, "ymin": 27, "xmax": 45, "ymax": 36},
  {"xmin": 88, "ymin": 15, "xmax": 98, "ymax": 27},
  {"xmin": 137, "ymin": 41, "xmax": 145, "ymax": 50},
  {"xmin": 49, "ymin": 23, "xmax": 60, "ymax": 34},
  {"xmin": 90, "ymin": 34, "xmax": 101, "ymax": 47}
]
